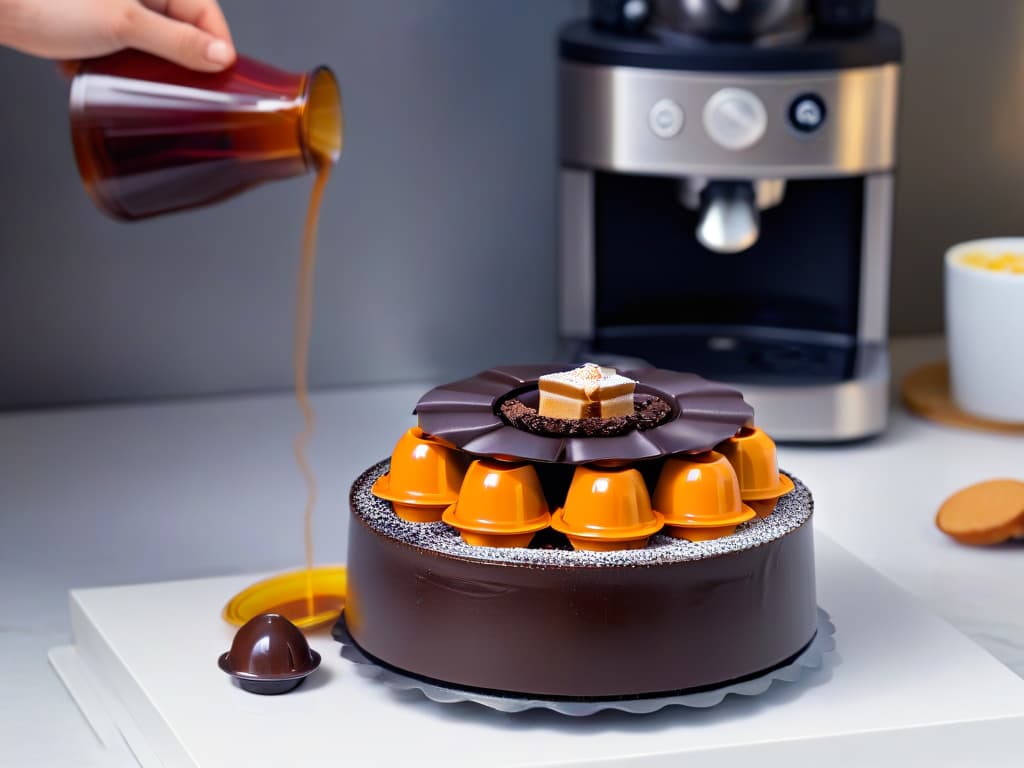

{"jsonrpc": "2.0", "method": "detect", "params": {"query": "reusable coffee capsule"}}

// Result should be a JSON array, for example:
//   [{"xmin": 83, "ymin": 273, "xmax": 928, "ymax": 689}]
[
  {"xmin": 550, "ymin": 465, "xmax": 664, "ymax": 551},
  {"xmin": 441, "ymin": 459, "xmax": 551, "ymax": 547},
  {"xmin": 372, "ymin": 427, "xmax": 467, "ymax": 522},
  {"xmin": 654, "ymin": 451, "xmax": 756, "ymax": 541},
  {"xmin": 218, "ymin": 613, "xmax": 321, "ymax": 694},
  {"xmin": 716, "ymin": 426, "xmax": 794, "ymax": 517}
]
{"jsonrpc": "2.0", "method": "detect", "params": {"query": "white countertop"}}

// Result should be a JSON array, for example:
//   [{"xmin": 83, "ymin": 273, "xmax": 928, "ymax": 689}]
[{"xmin": 3, "ymin": 335, "xmax": 1022, "ymax": 766}]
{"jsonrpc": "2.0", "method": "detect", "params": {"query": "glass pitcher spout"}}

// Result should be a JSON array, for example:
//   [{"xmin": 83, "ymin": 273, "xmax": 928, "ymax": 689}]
[{"xmin": 69, "ymin": 50, "xmax": 342, "ymax": 221}]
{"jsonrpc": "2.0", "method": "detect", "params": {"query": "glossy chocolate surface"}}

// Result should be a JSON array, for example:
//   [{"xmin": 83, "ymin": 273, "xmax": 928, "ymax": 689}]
[
  {"xmin": 219, "ymin": 613, "xmax": 321, "ymax": 694},
  {"xmin": 414, "ymin": 365, "xmax": 753, "ymax": 464},
  {"xmin": 341, "ymin": 462, "xmax": 817, "ymax": 699}
]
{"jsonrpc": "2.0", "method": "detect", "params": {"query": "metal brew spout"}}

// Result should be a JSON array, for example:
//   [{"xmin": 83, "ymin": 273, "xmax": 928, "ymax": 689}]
[
  {"xmin": 697, "ymin": 181, "xmax": 759, "ymax": 254},
  {"xmin": 679, "ymin": 178, "xmax": 786, "ymax": 254}
]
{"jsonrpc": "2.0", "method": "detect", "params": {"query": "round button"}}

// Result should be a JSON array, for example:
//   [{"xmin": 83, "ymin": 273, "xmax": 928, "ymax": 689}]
[
  {"xmin": 702, "ymin": 88, "xmax": 767, "ymax": 151},
  {"xmin": 789, "ymin": 93, "xmax": 826, "ymax": 133},
  {"xmin": 648, "ymin": 98, "xmax": 684, "ymax": 139}
]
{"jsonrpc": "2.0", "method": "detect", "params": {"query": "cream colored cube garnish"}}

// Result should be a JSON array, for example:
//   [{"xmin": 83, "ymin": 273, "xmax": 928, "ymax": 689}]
[{"xmin": 537, "ymin": 364, "xmax": 636, "ymax": 420}]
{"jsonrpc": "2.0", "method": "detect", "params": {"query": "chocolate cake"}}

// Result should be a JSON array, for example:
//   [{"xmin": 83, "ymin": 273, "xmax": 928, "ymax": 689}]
[{"xmin": 335, "ymin": 365, "xmax": 817, "ymax": 702}]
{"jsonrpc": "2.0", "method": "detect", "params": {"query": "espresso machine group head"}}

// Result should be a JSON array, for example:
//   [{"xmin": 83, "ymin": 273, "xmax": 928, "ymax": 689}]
[{"xmin": 558, "ymin": 0, "xmax": 901, "ymax": 441}]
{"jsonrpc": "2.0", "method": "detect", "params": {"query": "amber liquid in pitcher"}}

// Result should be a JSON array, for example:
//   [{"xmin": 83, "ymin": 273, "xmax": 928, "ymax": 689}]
[{"xmin": 71, "ymin": 50, "xmax": 342, "ymax": 220}]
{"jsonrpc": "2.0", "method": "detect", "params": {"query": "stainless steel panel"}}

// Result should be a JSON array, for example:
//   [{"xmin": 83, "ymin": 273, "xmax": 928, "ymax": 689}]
[
  {"xmin": 858, "ymin": 174, "xmax": 894, "ymax": 343},
  {"xmin": 559, "ymin": 169, "xmax": 595, "ymax": 338},
  {"xmin": 740, "ymin": 342, "xmax": 889, "ymax": 440},
  {"xmin": 560, "ymin": 62, "xmax": 899, "ymax": 177}
]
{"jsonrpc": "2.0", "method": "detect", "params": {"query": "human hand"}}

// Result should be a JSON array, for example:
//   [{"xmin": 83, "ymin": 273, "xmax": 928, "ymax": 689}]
[{"xmin": 0, "ymin": 0, "xmax": 235, "ymax": 71}]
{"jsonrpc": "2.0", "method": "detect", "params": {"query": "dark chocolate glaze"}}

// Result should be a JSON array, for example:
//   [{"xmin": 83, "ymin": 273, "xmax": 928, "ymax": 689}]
[{"xmin": 343, "ymin": 465, "xmax": 817, "ymax": 699}]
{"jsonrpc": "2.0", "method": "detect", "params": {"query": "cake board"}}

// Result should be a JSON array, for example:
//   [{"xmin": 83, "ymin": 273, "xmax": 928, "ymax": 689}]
[{"xmin": 49, "ymin": 533, "xmax": 1024, "ymax": 768}]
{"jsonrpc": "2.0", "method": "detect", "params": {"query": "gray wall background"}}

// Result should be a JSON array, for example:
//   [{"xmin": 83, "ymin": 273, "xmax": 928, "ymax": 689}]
[{"xmin": 1, "ymin": 0, "xmax": 1023, "ymax": 408}]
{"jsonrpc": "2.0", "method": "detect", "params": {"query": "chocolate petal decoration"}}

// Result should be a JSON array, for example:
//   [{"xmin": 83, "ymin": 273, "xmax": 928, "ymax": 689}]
[
  {"xmin": 416, "ymin": 379, "xmax": 518, "ymax": 413},
  {"xmin": 417, "ymin": 411, "xmax": 503, "ymax": 445},
  {"xmin": 414, "ymin": 365, "xmax": 753, "ymax": 465},
  {"xmin": 485, "ymin": 364, "xmax": 567, "ymax": 385},
  {"xmin": 463, "ymin": 426, "xmax": 567, "ymax": 463},
  {"xmin": 415, "ymin": 391, "xmax": 501, "ymax": 414},
  {"xmin": 646, "ymin": 418, "xmax": 744, "ymax": 453},
  {"xmin": 625, "ymin": 367, "xmax": 739, "ymax": 400},
  {"xmin": 679, "ymin": 395, "xmax": 754, "ymax": 424},
  {"xmin": 563, "ymin": 432, "xmax": 662, "ymax": 463}
]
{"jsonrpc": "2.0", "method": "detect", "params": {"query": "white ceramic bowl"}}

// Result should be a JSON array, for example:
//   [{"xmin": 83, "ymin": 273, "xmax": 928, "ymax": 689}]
[{"xmin": 945, "ymin": 238, "xmax": 1024, "ymax": 423}]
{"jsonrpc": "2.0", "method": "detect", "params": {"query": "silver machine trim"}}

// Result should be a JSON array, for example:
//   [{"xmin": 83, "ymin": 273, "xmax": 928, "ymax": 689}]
[
  {"xmin": 858, "ymin": 174, "xmax": 894, "ymax": 343},
  {"xmin": 559, "ymin": 169, "xmax": 595, "ymax": 338},
  {"xmin": 560, "ymin": 62, "xmax": 899, "ymax": 178},
  {"xmin": 739, "ymin": 343, "xmax": 889, "ymax": 441}
]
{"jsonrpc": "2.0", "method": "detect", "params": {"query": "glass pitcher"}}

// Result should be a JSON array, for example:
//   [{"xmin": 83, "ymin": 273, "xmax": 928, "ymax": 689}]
[{"xmin": 68, "ymin": 50, "xmax": 342, "ymax": 220}]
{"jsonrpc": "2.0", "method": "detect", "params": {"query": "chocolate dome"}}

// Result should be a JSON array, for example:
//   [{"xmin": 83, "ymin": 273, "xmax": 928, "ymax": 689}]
[{"xmin": 218, "ymin": 613, "xmax": 321, "ymax": 694}]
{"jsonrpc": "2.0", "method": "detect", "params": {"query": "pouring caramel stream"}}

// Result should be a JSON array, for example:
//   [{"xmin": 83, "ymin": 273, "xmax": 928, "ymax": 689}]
[
  {"xmin": 294, "ymin": 165, "xmax": 331, "ymax": 616},
  {"xmin": 219, "ymin": 64, "xmax": 345, "ymax": 629},
  {"xmin": 292, "ymin": 68, "xmax": 343, "ymax": 617}
]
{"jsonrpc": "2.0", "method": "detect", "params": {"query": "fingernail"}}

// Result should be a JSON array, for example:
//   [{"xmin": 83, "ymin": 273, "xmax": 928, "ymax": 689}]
[{"xmin": 206, "ymin": 40, "xmax": 233, "ymax": 66}]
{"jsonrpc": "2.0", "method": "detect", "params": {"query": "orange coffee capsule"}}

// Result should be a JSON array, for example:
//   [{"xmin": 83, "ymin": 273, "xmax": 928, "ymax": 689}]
[
  {"xmin": 715, "ymin": 426, "xmax": 794, "ymax": 517},
  {"xmin": 654, "ymin": 452, "xmax": 755, "ymax": 541},
  {"xmin": 551, "ymin": 465, "xmax": 664, "ymax": 551},
  {"xmin": 372, "ymin": 427, "xmax": 467, "ymax": 522},
  {"xmin": 442, "ymin": 459, "xmax": 551, "ymax": 548}
]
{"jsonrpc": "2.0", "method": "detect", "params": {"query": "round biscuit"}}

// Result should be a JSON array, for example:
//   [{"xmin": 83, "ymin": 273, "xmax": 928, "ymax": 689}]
[{"xmin": 936, "ymin": 479, "xmax": 1024, "ymax": 545}]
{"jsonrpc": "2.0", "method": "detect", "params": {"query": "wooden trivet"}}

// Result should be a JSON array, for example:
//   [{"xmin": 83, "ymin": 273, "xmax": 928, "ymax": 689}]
[{"xmin": 901, "ymin": 360, "xmax": 1024, "ymax": 434}]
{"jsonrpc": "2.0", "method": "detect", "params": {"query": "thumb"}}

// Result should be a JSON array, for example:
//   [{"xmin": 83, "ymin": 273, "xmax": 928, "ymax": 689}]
[{"xmin": 118, "ymin": 7, "xmax": 235, "ymax": 72}]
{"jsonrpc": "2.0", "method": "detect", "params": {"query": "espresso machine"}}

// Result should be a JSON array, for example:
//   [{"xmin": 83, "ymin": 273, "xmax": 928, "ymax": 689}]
[{"xmin": 558, "ymin": 0, "xmax": 901, "ymax": 441}]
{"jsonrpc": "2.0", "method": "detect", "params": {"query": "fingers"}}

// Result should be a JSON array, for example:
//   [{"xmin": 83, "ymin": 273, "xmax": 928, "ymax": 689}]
[
  {"xmin": 141, "ymin": 0, "xmax": 233, "ymax": 46},
  {"xmin": 115, "ymin": 4, "xmax": 235, "ymax": 71}
]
